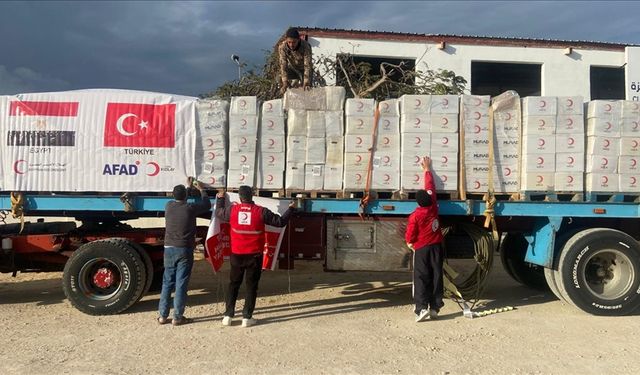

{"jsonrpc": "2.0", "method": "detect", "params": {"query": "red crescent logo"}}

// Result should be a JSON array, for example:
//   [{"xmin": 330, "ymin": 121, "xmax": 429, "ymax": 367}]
[
  {"xmin": 383, "ymin": 156, "xmax": 391, "ymax": 163},
  {"xmin": 384, "ymin": 174, "xmax": 391, "ymax": 182},
  {"xmin": 356, "ymin": 173, "xmax": 362, "ymax": 181},
  {"xmin": 357, "ymin": 101, "xmax": 364, "ymax": 110},
  {"xmin": 384, "ymin": 119, "xmax": 390, "ymax": 127},
  {"xmin": 474, "ymin": 98, "xmax": 482, "ymax": 106},
  {"xmin": 538, "ymin": 138, "xmax": 545, "ymax": 147},
  {"xmin": 267, "ymin": 174, "xmax": 274, "ymax": 182},
  {"xmin": 357, "ymin": 119, "xmax": 364, "ymax": 127},
  {"xmin": 633, "ymin": 103, "xmax": 640, "ymax": 111},
  {"xmin": 631, "ymin": 159, "xmax": 637, "ymax": 167},
  {"xmin": 414, "ymin": 174, "xmax": 421, "ymax": 182},
  {"xmin": 269, "ymin": 156, "xmax": 275, "ymax": 162},
  {"xmin": 442, "ymin": 156, "xmax": 448, "ymax": 163},
  {"xmin": 474, "ymin": 181, "xmax": 481, "ymax": 189},
  {"xmin": 207, "ymin": 138, "xmax": 214, "ymax": 147},
  {"xmin": 601, "ymin": 158, "xmax": 608, "ymax": 166},
  {"xmin": 241, "ymin": 119, "xmax": 248, "ymax": 127},
  {"xmin": 356, "ymin": 137, "xmax": 363, "ymax": 145},
  {"xmin": 356, "ymin": 155, "xmax": 362, "ymax": 163},
  {"xmin": 568, "ymin": 156, "xmax": 575, "ymax": 164},
  {"xmin": 241, "ymin": 155, "xmax": 247, "ymax": 163},
  {"xmin": 442, "ymin": 175, "xmax": 448, "ymax": 182},
  {"xmin": 568, "ymin": 138, "xmax": 575, "ymax": 145},
  {"xmin": 474, "ymin": 125, "xmax": 481, "ymax": 134},
  {"xmin": 605, "ymin": 104, "xmax": 612, "ymax": 112},
  {"xmin": 269, "ymin": 139, "xmax": 275, "ymax": 146},
  {"xmin": 239, "ymin": 99, "xmax": 247, "ymax": 108},
  {"xmin": 566, "ymin": 118, "xmax": 573, "ymax": 126},
  {"xmin": 240, "ymin": 213, "xmax": 249, "ymax": 221},
  {"xmin": 631, "ymin": 177, "xmax": 637, "ymax": 184},
  {"xmin": 567, "ymin": 175, "xmax": 574, "ymax": 183},
  {"xmin": 539, "ymin": 100, "xmax": 547, "ymax": 108},
  {"xmin": 505, "ymin": 167, "xmax": 511, "ymax": 176},
  {"xmin": 537, "ymin": 175, "xmax": 544, "ymax": 183},
  {"xmin": 474, "ymin": 112, "xmax": 481, "ymax": 120},
  {"xmin": 602, "ymin": 176, "xmax": 608, "ymax": 184},
  {"xmin": 384, "ymin": 137, "xmax": 390, "ymax": 145},
  {"xmin": 241, "ymin": 137, "xmax": 247, "ymax": 145},
  {"xmin": 414, "ymin": 156, "xmax": 420, "ymax": 163},
  {"xmin": 442, "ymin": 117, "xmax": 449, "ymax": 125},
  {"xmin": 415, "ymin": 118, "xmax": 421, "ymax": 125},
  {"xmin": 506, "ymin": 113, "xmax": 512, "ymax": 120},
  {"xmin": 537, "ymin": 157, "xmax": 544, "ymax": 165},
  {"xmin": 606, "ymin": 122, "xmax": 612, "ymax": 130},
  {"xmin": 209, "ymin": 177, "xmax": 216, "ymax": 184},
  {"xmin": 415, "ymin": 99, "xmax": 422, "ymax": 108},
  {"xmin": 208, "ymin": 152, "xmax": 216, "ymax": 160},
  {"xmin": 633, "ymin": 140, "xmax": 639, "ymax": 148},
  {"xmin": 539, "ymin": 119, "xmax": 546, "ymax": 127},
  {"xmin": 633, "ymin": 121, "xmax": 639, "ymax": 130},
  {"xmin": 566, "ymin": 98, "xmax": 573, "ymax": 107},
  {"xmin": 146, "ymin": 162, "xmax": 160, "ymax": 176},
  {"xmin": 604, "ymin": 139, "xmax": 610, "ymax": 148},
  {"xmin": 382, "ymin": 102, "xmax": 389, "ymax": 111},
  {"xmin": 441, "ymin": 137, "xmax": 449, "ymax": 145},
  {"xmin": 268, "ymin": 120, "xmax": 275, "ymax": 129},
  {"xmin": 13, "ymin": 159, "xmax": 27, "ymax": 174},
  {"xmin": 265, "ymin": 103, "xmax": 273, "ymax": 111},
  {"xmin": 442, "ymin": 98, "xmax": 449, "ymax": 106},
  {"xmin": 415, "ymin": 137, "xmax": 421, "ymax": 145},
  {"xmin": 239, "ymin": 175, "xmax": 246, "ymax": 182}
]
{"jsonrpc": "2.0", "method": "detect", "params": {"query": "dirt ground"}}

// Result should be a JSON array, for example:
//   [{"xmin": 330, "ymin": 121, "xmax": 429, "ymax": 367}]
[{"xmin": 1, "ymin": 253, "xmax": 640, "ymax": 375}]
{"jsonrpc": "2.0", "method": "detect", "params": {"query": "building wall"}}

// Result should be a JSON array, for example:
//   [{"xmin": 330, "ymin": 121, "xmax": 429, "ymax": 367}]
[{"xmin": 308, "ymin": 37, "xmax": 626, "ymax": 100}]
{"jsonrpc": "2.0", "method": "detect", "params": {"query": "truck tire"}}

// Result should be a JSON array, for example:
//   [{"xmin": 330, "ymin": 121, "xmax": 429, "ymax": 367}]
[
  {"xmin": 556, "ymin": 228, "xmax": 640, "ymax": 316},
  {"xmin": 544, "ymin": 267, "xmax": 567, "ymax": 302},
  {"xmin": 500, "ymin": 232, "xmax": 549, "ymax": 291},
  {"xmin": 62, "ymin": 239, "xmax": 146, "ymax": 315},
  {"xmin": 104, "ymin": 238, "xmax": 153, "ymax": 302}
]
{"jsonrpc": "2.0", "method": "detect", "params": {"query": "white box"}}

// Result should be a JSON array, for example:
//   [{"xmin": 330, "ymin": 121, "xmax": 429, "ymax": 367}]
[
  {"xmin": 554, "ymin": 172, "xmax": 584, "ymax": 191},
  {"xmin": 259, "ymin": 152, "xmax": 285, "ymax": 170},
  {"xmin": 587, "ymin": 100, "xmax": 621, "ymax": 118},
  {"xmin": 522, "ymin": 116, "xmax": 556, "ymax": 135},
  {"xmin": 401, "ymin": 133, "xmax": 431, "ymax": 153},
  {"xmin": 463, "ymin": 172, "xmax": 518, "ymax": 193},
  {"xmin": 494, "ymin": 109, "xmax": 519, "ymax": 124},
  {"xmin": 197, "ymin": 134, "xmax": 225, "ymax": 151},
  {"xmin": 619, "ymin": 174, "xmax": 640, "ymax": 192},
  {"xmin": 325, "ymin": 86, "xmax": 346, "ymax": 111},
  {"xmin": 430, "ymin": 95, "xmax": 459, "ymax": 114},
  {"xmin": 345, "ymin": 98, "xmax": 375, "ymax": 116},
  {"xmin": 198, "ymin": 172, "xmax": 226, "ymax": 188},
  {"xmin": 462, "ymin": 95, "xmax": 490, "ymax": 111},
  {"xmin": 197, "ymin": 99, "xmax": 228, "ymax": 126},
  {"xmin": 401, "ymin": 152, "xmax": 423, "ymax": 171},
  {"xmin": 587, "ymin": 117, "xmax": 621, "ymax": 137},
  {"xmin": 400, "ymin": 95, "xmax": 431, "ymax": 114},
  {"xmin": 400, "ymin": 114, "xmax": 431, "ymax": 133},
  {"xmin": 378, "ymin": 116, "xmax": 400, "ymax": 134},
  {"xmin": 199, "ymin": 160, "xmax": 226, "ymax": 175},
  {"xmin": 522, "ymin": 134, "xmax": 556, "ymax": 154},
  {"xmin": 343, "ymin": 170, "xmax": 368, "ymax": 190},
  {"xmin": 619, "ymin": 156, "xmax": 639, "ymax": 173},
  {"xmin": 555, "ymin": 134, "xmax": 585, "ymax": 153},
  {"xmin": 287, "ymin": 109, "xmax": 307, "ymax": 136},
  {"xmin": 227, "ymin": 168, "xmax": 255, "ymax": 188},
  {"xmin": 378, "ymin": 99, "xmax": 400, "ymax": 116},
  {"xmin": 430, "ymin": 133, "xmax": 459, "ymax": 152},
  {"xmin": 228, "ymin": 135, "xmax": 257, "ymax": 152},
  {"xmin": 344, "ymin": 152, "xmax": 369, "ymax": 169},
  {"xmin": 197, "ymin": 148, "xmax": 226, "ymax": 164},
  {"xmin": 555, "ymin": 114, "xmax": 585, "ymax": 134},
  {"xmin": 465, "ymin": 136, "xmax": 490, "ymax": 150},
  {"xmin": 257, "ymin": 170, "xmax": 284, "ymax": 189},
  {"xmin": 228, "ymin": 151, "xmax": 257, "ymax": 170},
  {"xmin": 586, "ymin": 136, "xmax": 620, "ymax": 156},
  {"xmin": 345, "ymin": 134, "xmax": 373, "ymax": 153},
  {"xmin": 286, "ymin": 136, "xmax": 307, "ymax": 163},
  {"xmin": 522, "ymin": 96, "xmax": 557, "ymax": 116},
  {"xmin": 260, "ymin": 116, "xmax": 285, "ymax": 135},
  {"xmin": 345, "ymin": 116, "xmax": 374, "ymax": 135},
  {"xmin": 285, "ymin": 163, "xmax": 305, "ymax": 190},
  {"xmin": 557, "ymin": 96, "xmax": 583, "ymax": 115},
  {"xmin": 326, "ymin": 137, "xmax": 344, "ymax": 166},
  {"xmin": 401, "ymin": 169, "xmax": 425, "ymax": 190},
  {"xmin": 305, "ymin": 165, "xmax": 324, "ymax": 190},
  {"xmin": 586, "ymin": 173, "xmax": 619, "ymax": 192},
  {"xmin": 521, "ymin": 172, "xmax": 555, "ymax": 191},
  {"xmin": 283, "ymin": 87, "xmax": 326, "ymax": 111},
  {"xmin": 494, "ymin": 119, "xmax": 520, "ymax": 139},
  {"xmin": 431, "ymin": 113, "xmax": 459, "ymax": 133},
  {"xmin": 324, "ymin": 166, "xmax": 343, "ymax": 190},
  {"xmin": 325, "ymin": 111, "xmax": 344, "ymax": 137},
  {"xmin": 586, "ymin": 155, "xmax": 619, "ymax": 173},
  {"xmin": 371, "ymin": 169, "xmax": 400, "ymax": 190},
  {"xmin": 522, "ymin": 154, "xmax": 556, "ymax": 172},
  {"xmin": 430, "ymin": 151, "xmax": 458, "ymax": 171},
  {"xmin": 262, "ymin": 99, "xmax": 284, "ymax": 117},
  {"xmin": 306, "ymin": 137, "xmax": 326, "ymax": 164},
  {"xmin": 375, "ymin": 134, "xmax": 400, "ymax": 151},
  {"xmin": 229, "ymin": 115, "xmax": 258, "ymax": 136},
  {"xmin": 306, "ymin": 111, "xmax": 326, "ymax": 138},
  {"xmin": 373, "ymin": 152, "xmax": 400, "ymax": 170},
  {"xmin": 621, "ymin": 100, "xmax": 640, "ymax": 118},
  {"xmin": 260, "ymin": 135, "xmax": 285, "ymax": 153},
  {"xmin": 621, "ymin": 118, "xmax": 640, "ymax": 136},
  {"xmin": 620, "ymin": 137, "xmax": 640, "ymax": 155},
  {"xmin": 463, "ymin": 149, "xmax": 489, "ymax": 164},
  {"xmin": 230, "ymin": 96, "xmax": 257, "ymax": 115},
  {"xmin": 432, "ymin": 170, "xmax": 457, "ymax": 191},
  {"xmin": 555, "ymin": 153, "xmax": 585, "ymax": 172}
]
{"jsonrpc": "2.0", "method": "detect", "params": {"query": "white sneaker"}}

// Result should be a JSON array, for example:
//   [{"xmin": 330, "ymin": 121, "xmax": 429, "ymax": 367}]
[
  {"xmin": 415, "ymin": 309, "xmax": 430, "ymax": 322},
  {"xmin": 429, "ymin": 309, "xmax": 439, "ymax": 319},
  {"xmin": 241, "ymin": 318, "xmax": 257, "ymax": 328},
  {"xmin": 222, "ymin": 316, "xmax": 232, "ymax": 326}
]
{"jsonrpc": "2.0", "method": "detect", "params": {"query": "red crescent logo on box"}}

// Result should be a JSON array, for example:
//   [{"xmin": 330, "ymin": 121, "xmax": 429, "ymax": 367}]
[
  {"xmin": 442, "ymin": 155, "xmax": 448, "ymax": 163},
  {"xmin": 269, "ymin": 155, "xmax": 275, "ymax": 163},
  {"xmin": 383, "ymin": 156, "xmax": 391, "ymax": 163},
  {"xmin": 537, "ymin": 157, "xmax": 544, "ymax": 165},
  {"xmin": 384, "ymin": 174, "xmax": 391, "ymax": 182},
  {"xmin": 632, "ymin": 158, "xmax": 638, "ymax": 167},
  {"xmin": 474, "ymin": 98, "xmax": 482, "ymax": 106},
  {"xmin": 208, "ymin": 152, "xmax": 215, "ymax": 160},
  {"xmin": 633, "ymin": 140, "xmax": 639, "ymax": 148},
  {"xmin": 539, "ymin": 119, "xmax": 546, "ymax": 127},
  {"xmin": 267, "ymin": 174, "xmax": 274, "ymax": 182},
  {"xmin": 384, "ymin": 119, "xmax": 390, "ymax": 127},
  {"xmin": 13, "ymin": 159, "xmax": 27, "ymax": 174},
  {"xmin": 538, "ymin": 138, "xmax": 545, "ymax": 147},
  {"xmin": 605, "ymin": 122, "xmax": 612, "ymax": 130},
  {"xmin": 442, "ymin": 175, "xmax": 448, "ymax": 182},
  {"xmin": 239, "ymin": 99, "xmax": 247, "ymax": 108},
  {"xmin": 506, "ymin": 113, "xmax": 512, "ymax": 120},
  {"xmin": 566, "ymin": 118, "xmax": 573, "ymax": 126},
  {"xmin": 474, "ymin": 125, "xmax": 481, "ymax": 134},
  {"xmin": 604, "ymin": 139, "xmax": 610, "ymax": 148},
  {"xmin": 414, "ymin": 156, "xmax": 420, "ymax": 163},
  {"xmin": 441, "ymin": 137, "xmax": 449, "ymax": 145},
  {"xmin": 601, "ymin": 157, "xmax": 608, "ymax": 166},
  {"xmin": 415, "ymin": 137, "xmax": 421, "ymax": 145},
  {"xmin": 356, "ymin": 155, "xmax": 362, "ymax": 163},
  {"xmin": 384, "ymin": 137, "xmax": 390, "ymax": 145},
  {"xmin": 239, "ymin": 175, "xmax": 246, "ymax": 182},
  {"xmin": 146, "ymin": 162, "xmax": 160, "ymax": 176},
  {"xmin": 356, "ymin": 173, "xmax": 362, "ymax": 181},
  {"xmin": 633, "ymin": 103, "xmax": 640, "ymax": 111},
  {"xmin": 267, "ymin": 120, "xmax": 275, "ymax": 129},
  {"xmin": 415, "ymin": 174, "xmax": 421, "ymax": 182},
  {"xmin": 414, "ymin": 99, "xmax": 421, "ymax": 108},
  {"xmin": 356, "ymin": 137, "xmax": 363, "ymax": 145},
  {"xmin": 566, "ymin": 98, "xmax": 573, "ymax": 107},
  {"xmin": 209, "ymin": 177, "xmax": 216, "ymax": 184},
  {"xmin": 442, "ymin": 98, "xmax": 449, "ymax": 106},
  {"xmin": 474, "ymin": 181, "xmax": 481, "ymax": 189},
  {"xmin": 241, "ymin": 155, "xmax": 247, "ymax": 163},
  {"xmin": 382, "ymin": 102, "xmax": 389, "ymax": 111},
  {"xmin": 567, "ymin": 175, "xmax": 574, "ymax": 183},
  {"xmin": 474, "ymin": 112, "xmax": 481, "ymax": 120},
  {"xmin": 442, "ymin": 117, "xmax": 449, "ymax": 125},
  {"xmin": 265, "ymin": 102, "xmax": 273, "ymax": 111},
  {"xmin": 605, "ymin": 103, "xmax": 612, "ymax": 112},
  {"xmin": 568, "ymin": 156, "xmax": 575, "ymax": 164},
  {"xmin": 242, "ymin": 137, "xmax": 249, "ymax": 145},
  {"xmin": 504, "ymin": 167, "xmax": 511, "ymax": 176},
  {"xmin": 357, "ymin": 101, "xmax": 364, "ymax": 111},
  {"xmin": 539, "ymin": 100, "xmax": 546, "ymax": 108},
  {"xmin": 601, "ymin": 175, "xmax": 608, "ymax": 184},
  {"xmin": 414, "ymin": 118, "xmax": 421, "ymax": 125},
  {"xmin": 537, "ymin": 175, "xmax": 544, "ymax": 183},
  {"xmin": 568, "ymin": 138, "xmax": 575, "ymax": 146},
  {"xmin": 207, "ymin": 138, "xmax": 214, "ymax": 147},
  {"xmin": 631, "ymin": 177, "xmax": 637, "ymax": 184},
  {"xmin": 632, "ymin": 121, "xmax": 639, "ymax": 130},
  {"xmin": 357, "ymin": 119, "xmax": 364, "ymax": 127},
  {"xmin": 269, "ymin": 139, "xmax": 275, "ymax": 146}
]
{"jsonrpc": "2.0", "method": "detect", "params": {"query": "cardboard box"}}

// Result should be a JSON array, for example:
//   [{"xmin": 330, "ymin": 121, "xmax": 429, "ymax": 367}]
[
  {"xmin": 621, "ymin": 118, "xmax": 640, "ymax": 136},
  {"xmin": 522, "ymin": 154, "xmax": 556, "ymax": 173},
  {"xmin": 260, "ymin": 135, "xmax": 285, "ymax": 153},
  {"xmin": 325, "ymin": 111, "xmax": 344, "ymax": 137},
  {"xmin": 325, "ymin": 137, "xmax": 344, "ymax": 166},
  {"xmin": 199, "ymin": 160, "xmax": 226, "ymax": 175},
  {"xmin": 430, "ymin": 133, "xmax": 459, "ymax": 152},
  {"xmin": 372, "ymin": 151, "xmax": 400, "ymax": 170},
  {"xmin": 461, "ymin": 95, "xmax": 490, "ymax": 111},
  {"xmin": 323, "ymin": 166, "xmax": 343, "ymax": 190},
  {"xmin": 286, "ymin": 136, "xmax": 307, "ymax": 163},
  {"xmin": 555, "ymin": 152, "xmax": 585, "ymax": 172},
  {"xmin": 261, "ymin": 99, "xmax": 284, "ymax": 117},
  {"xmin": 344, "ymin": 152, "xmax": 369, "ymax": 169},
  {"xmin": 586, "ymin": 136, "xmax": 620, "ymax": 156},
  {"xmin": 430, "ymin": 151, "xmax": 458, "ymax": 171},
  {"xmin": 197, "ymin": 134, "xmax": 225, "ymax": 151},
  {"xmin": 325, "ymin": 86, "xmax": 346, "ymax": 111},
  {"xmin": 343, "ymin": 169, "xmax": 368, "ymax": 190},
  {"xmin": 399, "ymin": 95, "xmax": 431, "ymax": 114},
  {"xmin": 400, "ymin": 114, "xmax": 431, "ymax": 133},
  {"xmin": 228, "ymin": 151, "xmax": 257, "ymax": 170},
  {"xmin": 229, "ymin": 115, "xmax": 258, "ymax": 135},
  {"xmin": 196, "ymin": 148, "xmax": 226, "ymax": 164},
  {"xmin": 554, "ymin": 172, "xmax": 584, "ymax": 191},
  {"xmin": 304, "ymin": 165, "xmax": 324, "ymax": 190},
  {"xmin": 585, "ymin": 173, "xmax": 619, "ymax": 192},
  {"xmin": 556, "ymin": 96, "xmax": 584, "ymax": 115},
  {"xmin": 521, "ymin": 172, "xmax": 554, "ymax": 191},
  {"xmin": 619, "ymin": 156, "xmax": 639, "ymax": 173},
  {"xmin": 522, "ymin": 135, "xmax": 556, "ymax": 154},
  {"xmin": 620, "ymin": 137, "xmax": 640, "ymax": 155},
  {"xmin": 378, "ymin": 99, "xmax": 399, "ymax": 116},
  {"xmin": 227, "ymin": 168, "xmax": 256, "ymax": 188},
  {"xmin": 197, "ymin": 171, "xmax": 226, "ymax": 188},
  {"xmin": 430, "ymin": 113, "xmax": 459, "ymax": 133},
  {"xmin": 621, "ymin": 100, "xmax": 640, "ymax": 118},
  {"xmin": 401, "ymin": 151, "xmax": 423, "ymax": 171},
  {"xmin": 586, "ymin": 155, "xmax": 619, "ymax": 173},
  {"xmin": 371, "ymin": 169, "xmax": 400, "ymax": 190},
  {"xmin": 257, "ymin": 169, "xmax": 284, "ymax": 189},
  {"xmin": 228, "ymin": 135, "xmax": 257, "ymax": 152},
  {"xmin": 587, "ymin": 100, "xmax": 621, "ymax": 118},
  {"xmin": 260, "ymin": 116, "xmax": 285, "ymax": 135},
  {"xmin": 345, "ymin": 116, "xmax": 374, "ymax": 135},
  {"xmin": 400, "ymin": 169, "xmax": 425, "ymax": 190},
  {"xmin": 432, "ymin": 170, "xmax": 458, "ymax": 191},
  {"xmin": 345, "ymin": 134, "xmax": 373, "ymax": 153},
  {"xmin": 306, "ymin": 111, "xmax": 326, "ymax": 138},
  {"xmin": 463, "ymin": 149, "xmax": 489, "ymax": 164},
  {"xmin": 259, "ymin": 152, "xmax": 285, "ymax": 170},
  {"xmin": 522, "ymin": 96, "xmax": 558, "ymax": 116},
  {"xmin": 230, "ymin": 96, "xmax": 258, "ymax": 115},
  {"xmin": 586, "ymin": 117, "xmax": 621, "ymax": 137},
  {"xmin": 555, "ymin": 134, "xmax": 585, "ymax": 153},
  {"xmin": 378, "ymin": 116, "xmax": 400, "ymax": 134},
  {"xmin": 285, "ymin": 163, "xmax": 305, "ymax": 190},
  {"xmin": 494, "ymin": 109, "xmax": 520, "ymax": 125},
  {"xmin": 461, "ymin": 117, "xmax": 489, "ymax": 137},
  {"xmin": 522, "ymin": 115, "xmax": 557, "ymax": 135},
  {"xmin": 375, "ymin": 134, "xmax": 400, "ymax": 152},
  {"xmin": 345, "ymin": 98, "xmax": 375, "ymax": 116},
  {"xmin": 306, "ymin": 137, "xmax": 326, "ymax": 164},
  {"xmin": 555, "ymin": 114, "xmax": 585, "ymax": 134},
  {"xmin": 619, "ymin": 174, "xmax": 640, "ymax": 192},
  {"xmin": 287, "ymin": 109, "xmax": 307, "ymax": 136},
  {"xmin": 430, "ymin": 95, "xmax": 459, "ymax": 114}
]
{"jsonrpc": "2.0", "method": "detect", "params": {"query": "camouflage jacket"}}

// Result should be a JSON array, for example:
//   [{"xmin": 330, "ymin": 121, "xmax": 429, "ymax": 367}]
[{"xmin": 278, "ymin": 38, "xmax": 312, "ymax": 86}]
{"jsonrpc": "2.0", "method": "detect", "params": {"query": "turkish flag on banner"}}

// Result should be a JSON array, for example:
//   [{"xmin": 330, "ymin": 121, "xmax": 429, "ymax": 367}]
[
  {"xmin": 205, "ymin": 193, "xmax": 288, "ymax": 272},
  {"xmin": 103, "ymin": 102, "xmax": 176, "ymax": 147}
]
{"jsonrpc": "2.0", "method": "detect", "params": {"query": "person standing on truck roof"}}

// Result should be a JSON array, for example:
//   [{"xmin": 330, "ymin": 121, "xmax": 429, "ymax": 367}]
[
  {"xmin": 215, "ymin": 185, "xmax": 296, "ymax": 328},
  {"xmin": 405, "ymin": 156, "xmax": 445, "ymax": 323},
  {"xmin": 278, "ymin": 27, "xmax": 313, "ymax": 96},
  {"xmin": 158, "ymin": 178, "xmax": 211, "ymax": 326}
]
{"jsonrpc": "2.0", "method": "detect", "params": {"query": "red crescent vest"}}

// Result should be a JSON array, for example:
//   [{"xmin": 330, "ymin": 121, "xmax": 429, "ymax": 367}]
[{"xmin": 230, "ymin": 202, "xmax": 265, "ymax": 254}]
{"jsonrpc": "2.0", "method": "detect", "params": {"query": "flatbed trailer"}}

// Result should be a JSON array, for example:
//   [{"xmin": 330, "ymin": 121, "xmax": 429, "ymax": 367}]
[{"xmin": 1, "ymin": 194, "xmax": 639, "ymax": 316}]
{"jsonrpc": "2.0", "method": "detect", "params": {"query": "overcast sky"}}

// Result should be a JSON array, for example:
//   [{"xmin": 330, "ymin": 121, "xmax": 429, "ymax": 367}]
[{"xmin": 1, "ymin": 1, "xmax": 639, "ymax": 97}]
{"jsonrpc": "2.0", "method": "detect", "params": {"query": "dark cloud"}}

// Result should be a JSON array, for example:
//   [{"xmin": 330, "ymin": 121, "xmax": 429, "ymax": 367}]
[{"xmin": 1, "ymin": 1, "xmax": 639, "ymax": 96}]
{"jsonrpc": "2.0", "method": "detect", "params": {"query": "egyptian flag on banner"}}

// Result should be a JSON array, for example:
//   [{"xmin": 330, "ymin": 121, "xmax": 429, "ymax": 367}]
[{"xmin": 205, "ymin": 193, "xmax": 289, "ymax": 272}]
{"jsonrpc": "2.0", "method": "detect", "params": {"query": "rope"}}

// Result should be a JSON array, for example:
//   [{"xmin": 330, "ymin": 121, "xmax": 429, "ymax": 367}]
[
  {"xmin": 10, "ymin": 192, "xmax": 25, "ymax": 234},
  {"xmin": 359, "ymin": 106, "xmax": 380, "ymax": 219}
]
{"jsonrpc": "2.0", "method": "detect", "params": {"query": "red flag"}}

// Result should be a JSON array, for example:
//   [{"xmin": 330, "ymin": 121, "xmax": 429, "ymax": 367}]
[
  {"xmin": 10, "ymin": 101, "xmax": 78, "ymax": 117},
  {"xmin": 103, "ymin": 102, "xmax": 176, "ymax": 148}
]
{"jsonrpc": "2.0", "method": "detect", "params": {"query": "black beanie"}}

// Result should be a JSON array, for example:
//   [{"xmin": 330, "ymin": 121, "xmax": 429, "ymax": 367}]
[
  {"xmin": 286, "ymin": 27, "xmax": 300, "ymax": 39},
  {"xmin": 238, "ymin": 185, "xmax": 253, "ymax": 203},
  {"xmin": 416, "ymin": 189, "xmax": 432, "ymax": 207}
]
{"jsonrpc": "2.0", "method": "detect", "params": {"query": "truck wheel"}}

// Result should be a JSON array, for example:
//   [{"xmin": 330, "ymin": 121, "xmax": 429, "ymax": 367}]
[
  {"xmin": 500, "ymin": 232, "xmax": 549, "ymax": 291},
  {"xmin": 556, "ymin": 228, "xmax": 640, "ymax": 316},
  {"xmin": 62, "ymin": 240, "xmax": 145, "ymax": 315},
  {"xmin": 104, "ymin": 238, "xmax": 153, "ymax": 302},
  {"xmin": 544, "ymin": 267, "xmax": 567, "ymax": 302}
]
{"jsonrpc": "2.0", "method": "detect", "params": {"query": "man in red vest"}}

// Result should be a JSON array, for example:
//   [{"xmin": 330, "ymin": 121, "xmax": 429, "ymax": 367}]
[
  {"xmin": 215, "ymin": 185, "xmax": 296, "ymax": 327},
  {"xmin": 405, "ymin": 156, "xmax": 444, "ymax": 322}
]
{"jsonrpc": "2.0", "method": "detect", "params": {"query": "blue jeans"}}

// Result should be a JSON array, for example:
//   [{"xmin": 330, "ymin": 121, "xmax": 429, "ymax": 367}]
[{"xmin": 158, "ymin": 246, "xmax": 194, "ymax": 319}]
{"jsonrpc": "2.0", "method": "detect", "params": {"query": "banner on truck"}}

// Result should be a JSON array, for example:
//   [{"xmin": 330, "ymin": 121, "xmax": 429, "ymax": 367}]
[{"xmin": 0, "ymin": 89, "xmax": 196, "ymax": 192}]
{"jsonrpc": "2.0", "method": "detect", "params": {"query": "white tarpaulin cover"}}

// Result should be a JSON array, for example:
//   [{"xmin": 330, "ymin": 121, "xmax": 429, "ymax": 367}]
[{"xmin": 0, "ymin": 89, "xmax": 196, "ymax": 192}]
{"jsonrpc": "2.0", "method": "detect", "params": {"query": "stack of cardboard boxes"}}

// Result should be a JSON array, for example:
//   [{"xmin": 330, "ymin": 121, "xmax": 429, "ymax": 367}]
[
  {"xmin": 227, "ymin": 96, "xmax": 258, "ymax": 188},
  {"xmin": 257, "ymin": 99, "xmax": 285, "ymax": 189},
  {"xmin": 195, "ymin": 99, "xmax": 228, "ymax": 188}
]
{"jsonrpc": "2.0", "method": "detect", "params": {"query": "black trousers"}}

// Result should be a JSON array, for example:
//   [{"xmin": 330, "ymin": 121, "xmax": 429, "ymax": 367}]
[
  {"xmin": 225, "ymin": 253, "xmax": 263, "ymax": 319},
  {"xmin": 413, "ymin": 243, "xmax": 444, "ymax": 314}
]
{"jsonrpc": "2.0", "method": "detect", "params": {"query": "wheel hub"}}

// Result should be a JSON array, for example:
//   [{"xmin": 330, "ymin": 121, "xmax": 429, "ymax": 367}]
[
  {"xmin": 93, "ymin": 268, "xmax": 116, "ymax": 289},
  {"xmin": 584, "ymin": 250, "xmax": 634, "ymax": 300}
]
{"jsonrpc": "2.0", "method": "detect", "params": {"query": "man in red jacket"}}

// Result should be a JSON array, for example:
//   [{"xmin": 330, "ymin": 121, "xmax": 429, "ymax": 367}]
[
  {"xmin": 405, "ymin": 156, "xmax": 444, "ymax": 322},
  {"xmin": 215, "ymin": 185, "xmax": 295, "ymax": 327}
]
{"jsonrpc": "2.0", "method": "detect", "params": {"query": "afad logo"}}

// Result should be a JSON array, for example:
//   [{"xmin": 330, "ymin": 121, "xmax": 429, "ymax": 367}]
[{"xmin": 102, "ymin": 161, "xmax": 168, "ymax": 176}]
